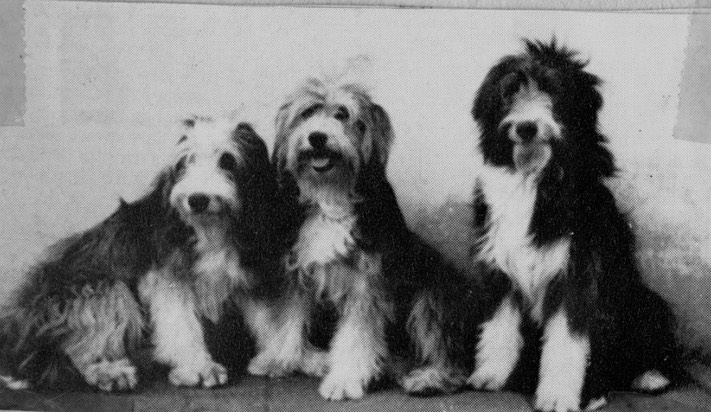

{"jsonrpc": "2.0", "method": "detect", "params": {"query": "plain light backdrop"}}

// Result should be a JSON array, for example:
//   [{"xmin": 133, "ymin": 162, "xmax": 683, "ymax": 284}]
[{"xmin": 1, "ymin": 1, "xmax": 710, "ymax": 355}]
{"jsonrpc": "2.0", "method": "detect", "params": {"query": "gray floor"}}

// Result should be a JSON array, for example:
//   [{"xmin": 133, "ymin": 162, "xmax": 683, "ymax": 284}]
[{"xmin": 1, "ymin": 376, "xmax": 710, "ymax": 412}]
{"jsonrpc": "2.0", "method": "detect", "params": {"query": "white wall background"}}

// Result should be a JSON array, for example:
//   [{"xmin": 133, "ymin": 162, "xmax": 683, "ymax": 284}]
[{"xmin": 2, "ymin": 1, "xmax": 711, "ymax": 354}]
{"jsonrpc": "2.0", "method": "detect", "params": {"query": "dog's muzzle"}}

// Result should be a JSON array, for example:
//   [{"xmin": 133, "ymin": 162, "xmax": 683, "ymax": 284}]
[
  {"xmin": 183, "ymin": 193, "xmax": 232, "ymax": 216},
  {"xmin": 300, "ymin": 132, "xmax": 342, "ymax": 174},
  {"xmin": 504, "ymin": 121, "xmax": 553, "ymax": 174}
]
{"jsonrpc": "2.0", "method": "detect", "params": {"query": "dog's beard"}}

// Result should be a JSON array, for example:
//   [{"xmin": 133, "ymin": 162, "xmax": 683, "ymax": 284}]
[
  {"xmin": 294, "ymin": 157, "xmax": 360, "ymax": 216},
  {"xmin": 512, "ymin": 143, "xmax": 552, "ymax": 175}
]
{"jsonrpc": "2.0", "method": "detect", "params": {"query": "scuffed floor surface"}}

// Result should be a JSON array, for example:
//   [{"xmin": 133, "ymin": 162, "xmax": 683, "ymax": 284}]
[{"xmin": 1, "ymin": 376, "xmax": 710, "ymax": 412}]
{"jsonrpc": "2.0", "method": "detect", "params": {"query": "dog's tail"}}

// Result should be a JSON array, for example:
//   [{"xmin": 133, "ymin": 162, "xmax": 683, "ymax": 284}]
[{"xmin": 0, "ymin": 299, "xmax": 84, "ymax": 390}]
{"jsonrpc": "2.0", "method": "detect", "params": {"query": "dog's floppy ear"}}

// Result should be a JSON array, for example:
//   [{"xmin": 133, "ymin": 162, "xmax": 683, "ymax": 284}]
[
  {"xmin": 369, "ymin": 103, "xmax": 394, "ymax": 165},
  {"xmin": 233, "ymin": 122, "xmax": 271, "ymax": 169},
  {"xmin": 271, "ymin": 102, "xmax": 295, "ymax": 180}
]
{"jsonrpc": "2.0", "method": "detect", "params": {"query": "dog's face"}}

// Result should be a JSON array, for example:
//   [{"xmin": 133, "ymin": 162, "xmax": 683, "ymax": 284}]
[
  {"xmin": 168, "ymin": 117, "xmax": 270, "ymax": 226},
  {"xmin": 273, "ymin": 79, "xmax": 393, "ymax": 206},
  {"xmin": 473, "ymin": 40, "xmax": 608, "ymax": 177}
]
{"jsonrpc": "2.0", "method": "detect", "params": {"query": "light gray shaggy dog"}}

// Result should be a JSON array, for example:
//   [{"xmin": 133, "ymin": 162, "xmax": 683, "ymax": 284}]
[
  {"xmin": 246, "ymin": 78, "xmax": 473, "ymax": 401},
  {"xmin": 0, "ymin": 118, "xmax": 283, "ymax": 392}
]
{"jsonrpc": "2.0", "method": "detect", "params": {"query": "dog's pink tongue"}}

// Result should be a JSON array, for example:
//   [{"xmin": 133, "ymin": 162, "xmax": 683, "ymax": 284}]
[
  {"xmin": 311, "ymin": 158, "xmax": 331, "ymax": 168},
  {"xmin": 513, "ymin": 144, "xmax": 552, "ymax": 174}
]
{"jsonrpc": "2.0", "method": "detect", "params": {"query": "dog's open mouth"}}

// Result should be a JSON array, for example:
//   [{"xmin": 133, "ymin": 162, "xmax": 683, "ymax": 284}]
[
  {"xmin": 310, "ymin": 156, "xmax": 334, "ymax": 173},
  {"xmin": 513, "ymin": 143, "xmax": 552, "ymax": 174},
  {"xmin": 301, "ymin": 150, "xmax": 340, "ymax": 173}
]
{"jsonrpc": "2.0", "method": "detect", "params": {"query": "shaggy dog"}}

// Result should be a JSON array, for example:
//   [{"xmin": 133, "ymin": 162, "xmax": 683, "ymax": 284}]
[
  {"xmin": 467, "ymin": 39, "xmax": 682, "ymax": 411},
  {"xmin": 0, "ymin": 117, "xmax": 282, "ymax": 391},
  {"xmin": 245, "ymin": 78, "xmax": 472, "ymax": 400}
]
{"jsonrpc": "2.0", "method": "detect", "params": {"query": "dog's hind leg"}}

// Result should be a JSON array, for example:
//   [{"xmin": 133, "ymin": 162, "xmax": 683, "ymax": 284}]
[
  {"xmin": 401, "ymin": 290, "xmax": 466, "ymax": 395},
  {"xmin": 140, "ymin": 270, "xmax": 227, "ymax": 388},
  {"xmin": 60, "ymin": 282, "xmax": 144, "ymax": 392}
]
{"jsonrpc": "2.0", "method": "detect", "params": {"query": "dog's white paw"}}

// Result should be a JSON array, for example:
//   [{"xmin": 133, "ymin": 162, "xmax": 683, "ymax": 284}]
[
  {"xmin": 247, "ymin": 353, "xmax": 299, "ymax": 378},
  {"xmin": 401, "ymin": 366, "xmax": 465, "ymax": 395},
  {"xmin": 584, "ymin": 397, "xmax": 608, "ymax": 411},
  {"xmin": 467, "ymin": 365, "xmax": 510, "ymax": 391},
  {"xmin": 319, "ymin": 372, "xmax": 366, "ymax": 401},
  {"xmin": 631, "ymin": 369, "xmax": 671, "ymax": 392},
  {"xmin": 83, "ymin": 358, "xmax": 138, "ymax": 392},
  {"xmin": 168, "ymin": 360, "xmax": 227, "ymax": 388},
  {"xmin": 534, "ymin": 382, "xmax": 582, "ymax": 412}
]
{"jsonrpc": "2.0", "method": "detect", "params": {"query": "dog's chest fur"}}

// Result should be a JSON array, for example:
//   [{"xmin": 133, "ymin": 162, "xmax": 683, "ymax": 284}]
[
  {"xmin": 190, "ymin": 226, "xmax": 251, "ymax": 319},
  {"xmin": 478, "ymin": 165, "xmax": 570, "ymax": 317},
  {"xmin": 292, "ymin": 209, "xmax": 358, "ymax": 268},
  {"xmin": 289, "ymin": 208, "xmax": 373, "ymax": 303}
]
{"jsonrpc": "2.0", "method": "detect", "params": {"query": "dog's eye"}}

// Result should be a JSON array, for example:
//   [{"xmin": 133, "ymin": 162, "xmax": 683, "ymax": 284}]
[
  {"xmin": 334, "ymin": 106, "xmax": 349, "ymax": 121},
  {"xmin": 301, "ymin": 104, "xmax": 321, "ymax": 119},
  {"xmin": 500, "ymin": 72, "xmax": 522, "ymax": 100},
  {"xmin": 219, "ymin": 153, "xmax": 238, "ymax": 171},
  {"xmin": 355, "ymin": 120, "xmax": 367, "ymax": 134}
]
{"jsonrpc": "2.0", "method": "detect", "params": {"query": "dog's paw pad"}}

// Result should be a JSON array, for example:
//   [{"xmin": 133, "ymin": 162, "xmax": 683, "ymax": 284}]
[
  {"xmin": 84, "ymin": 358, "xmax": 138, "ymax": 392},
  {"xmin": 319, "ymin": 373, "xmax": 366, "ymax": 401},
  {"xmin": 169, "ymin": 361, "xmax": 227, "ymax": 388}
]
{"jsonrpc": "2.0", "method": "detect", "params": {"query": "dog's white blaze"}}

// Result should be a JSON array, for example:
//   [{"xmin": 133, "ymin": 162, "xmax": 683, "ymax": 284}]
[
  {"xmin": 479, "ymin": 164, "xmax": 570, "ymax": 321},
  {"xmin": 139, "ymin": 271, "xmax": 213, "ymax": 371},
  {"xmin": 468, "ymin": 296, "xmax": 523, "ymax": 390},
  {"xmin": 292, "ymin": 211, "xmax": 357, "ymax": 268},
  {"xmin": 171, "ymin": 119, "xmax": 243, "ymax": 215},
  {"xmin": 535, "ymin": 309, "xmax": 590, "ymax": 412},
  {"xmin": 502, "ymin": 83, "xmax": 562, "ymax": 141}
]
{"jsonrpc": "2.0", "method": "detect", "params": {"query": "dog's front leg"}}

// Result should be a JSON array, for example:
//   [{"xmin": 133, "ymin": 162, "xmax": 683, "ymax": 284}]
[
  {"xmin": 140, "ymin": 271, "xmax": 227, "ymax": 388},
  {"xmin": 535, "ymin": 309, "xmax": 590, "ymax": 412},
  {"xmin": 319, "ymin": 275, "xmax": 391, "ymax": 401}
]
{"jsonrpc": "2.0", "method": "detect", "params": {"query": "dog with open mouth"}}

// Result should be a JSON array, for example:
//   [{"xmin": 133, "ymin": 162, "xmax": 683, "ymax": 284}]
[
  {"xmin": 0, "ymin": 117, "xmax": 283, "ymax": 392},
  {"xmin": 466, "ymin": 39, "xmax": 683, "ymax": 411},
  {"xmin": 245, "ymin": 78, "xmax": 474, "ymax": 401}
]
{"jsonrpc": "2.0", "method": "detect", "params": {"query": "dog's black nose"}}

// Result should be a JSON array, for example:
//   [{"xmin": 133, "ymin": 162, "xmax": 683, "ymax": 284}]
[
  {"xmin": 308, "ymin": 132, "xmax": 328, "ymax": 149},
  {"xmin": 188, "ymin": 194, "xmax": 210, "ymax": 213},
  {"xmin": 515, "ymin": 122, "xmax": 538, "ymax": 142}
]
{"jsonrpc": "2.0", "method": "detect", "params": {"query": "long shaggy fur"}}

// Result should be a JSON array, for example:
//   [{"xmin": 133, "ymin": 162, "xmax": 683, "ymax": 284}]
[
  {"xmin": 246, "ymin": 78, "xmax": 475, "ymax": 400},
  {"xmin": 467, "ymin": 39, "xmax": 683, "ymax": 411},
  {"xmin": 0, "ymin": 117, "xmax": 282, "ymax": 391}
]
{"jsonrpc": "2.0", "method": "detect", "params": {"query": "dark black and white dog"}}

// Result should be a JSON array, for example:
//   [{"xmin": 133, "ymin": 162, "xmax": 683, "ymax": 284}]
[
  {"xmin": 246, "ymin": 78, "xmax": 471, "ymax": 400},
  {"xmin": 467, "ymin": 40, "xmax": 681, "ymax": 411},
  {"xmin": 0, "ymin": 117, "xmax": 282, "ymax": 391}
]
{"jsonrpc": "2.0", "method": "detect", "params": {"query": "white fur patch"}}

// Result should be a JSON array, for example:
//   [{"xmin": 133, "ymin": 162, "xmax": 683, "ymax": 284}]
[
  {"xmin": 535, "ymin": 310, "xmax": 590, "ymax": 412},
  {"xmin": 139, "ymin": 270, "xmax": 226, "ymax": 388},
  {"xmin": 468, "ymin": 296, "xmax": 523, "ymax": 391},
  {"xmin": 0, "ymin": 375, "xmax": 29, "ymax": 390},
  {"xmin": 192, "ymin": 225, "xmax": 248, "ymax": 285},
  {"xmin": 479, "ymin": 165, "xmax": 570, "ymax": 321},
  {"xmin": 502, "ymin": 82, "xmax": 562, "ymax": 142},
  {"xmin": 631, "ymin": 369, "xmax": 671, "ymax": 392},
  {"xmin": 319, "ymin": 300, "xmax": 388, "ymax": 400},
  {"xmin": 290, "ymin": 210, "xmax": 357, "ymax": 269}
]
